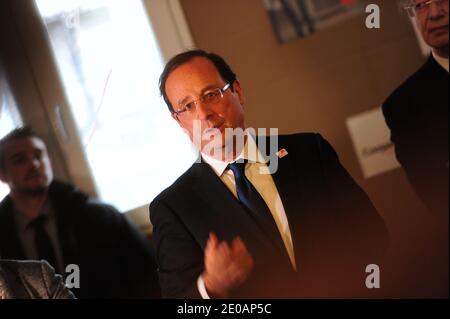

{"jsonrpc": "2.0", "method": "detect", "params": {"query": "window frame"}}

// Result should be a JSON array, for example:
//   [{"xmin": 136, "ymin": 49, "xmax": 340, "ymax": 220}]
[{"xmin": 0, "ymin": 0, "xmax": 195, "ymax": 232}]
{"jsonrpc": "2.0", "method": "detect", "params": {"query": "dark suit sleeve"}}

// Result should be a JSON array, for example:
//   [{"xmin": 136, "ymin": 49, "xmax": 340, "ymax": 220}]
[
  {"xmin": 150, "ymin": 199, "xmax": 203, "ymax": 299},
  {"xmin": 316, "ymin": 134, "xmax": 389, "ymax": 263},
  {"xmin": 40, "ymin": 261, "xmax": 76, "ymax": 299},
  {"xmin": 106, "ymin": 205, "xmax": 161, "ymax": 299}
]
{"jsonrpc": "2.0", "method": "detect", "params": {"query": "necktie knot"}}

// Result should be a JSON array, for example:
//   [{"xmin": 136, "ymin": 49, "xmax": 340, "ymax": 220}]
[
  {"xmin": 227, "ymin": 160, "xmax": 247, "ymax": 179},
  {"xmin": 29, "ymin": 215, "xmax": 48, "ymax": 229},
  {"xmin": 226, "ymin": 159, "xmax": 290, "ymax": 264},
  {"xmin": 27, "ymin": 215, "xmax": 47, "ymax": 230}
]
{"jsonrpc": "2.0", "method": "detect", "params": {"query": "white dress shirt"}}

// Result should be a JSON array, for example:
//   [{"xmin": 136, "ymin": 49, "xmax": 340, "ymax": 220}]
[{"xmin": 197, "ymin": 134, "xmax": 296, "ymax": 298}]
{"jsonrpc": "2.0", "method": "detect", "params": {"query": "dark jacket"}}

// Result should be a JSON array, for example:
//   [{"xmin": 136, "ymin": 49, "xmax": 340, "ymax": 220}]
[
  {"xmin": 150, "ymin": 133, "xmax": 389, "ymax": 298},
  {"xmin": 382, "ymin": 55, "xmax": 449, "ymax": 297},
  {"xmin": 0, "ymin": 181, "xmax": 161, "ymax": 299},
  {"xmin": 383, "ymin": 55, "xmax": 449, "ymax": 218},
  {"xmin": 0, "ymin": 260, "xmax": 75, "ymax": 299}
]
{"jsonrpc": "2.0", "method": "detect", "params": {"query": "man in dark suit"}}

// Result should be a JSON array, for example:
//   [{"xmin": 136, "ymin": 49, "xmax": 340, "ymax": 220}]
[
  {"xmin": 150, "ymin": 50, "xmax": 389, "ymax": 298},
  {"xmin": 0, "ymin": 127, "xmax": 161, "ymax": 299},
  {"xmin": 0, "ymin": 259, "xmax": 75, "ymax": 299},
  {"xmin": 382, "ymin": 0, "xmax": 448, "ymax": 297},
  {"xmin": 383, "ymin": 0, "xmax": 448, "ymax": 218}
]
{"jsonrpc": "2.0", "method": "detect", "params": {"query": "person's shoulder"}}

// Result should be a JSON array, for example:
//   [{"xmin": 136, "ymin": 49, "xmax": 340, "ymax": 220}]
[
  {"xmin": 49, "ymin": 180, "xmax": 126, "ymax": 231},
  {"xmin": 84, "ymin": 198, "xmax": 120, "ymax": 215},
  {"xmin": 277, "ymin": 132, "xmax": 320, "ymax": 144},
  {"xmin": 276, "ymin": 132, "xmax": 325, "ymax": 153},
  {"xmin": 51, "ymin": 180, "xmax": 118, "ymax": 213},
  {"xmin": 264, "ymin": 133, "xmax": 334, "ymax": 165},
  {"xmin": 151, "ymin": 163, "xmax": 198, "ymax": 205},
  {"xmin": 0, "ymin": 195, "xmax": 13, "ymax": 215},
  {"xmin": 382, "ymin": 58, "xmax": 434, "ymax": 116},
  {"xmin": 400, "ymin": 57, "xmax": 437, "ymax": 89},
  {"xmin": 49, "ymin": 180, "xmax": 89, "ymax": 205}
]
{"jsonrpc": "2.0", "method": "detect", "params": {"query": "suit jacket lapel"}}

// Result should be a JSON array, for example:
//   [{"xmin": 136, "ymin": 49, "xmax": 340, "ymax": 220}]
[
  {"xmin": 269, "ymin": 154, "xmax": 304, "ymax": 267},
  {"xmin": 49, "ymin": 183, "xmax": 80, "ymax": 269},
  {"xmin": 51, "ymin": 202, "xmax": 79, "ymax": 274},
  {"xmin": 55, "ymin": 212, "xmax": 79, "ymax": 270},
  {"xmin": 261, "ymin": 135, "xmax": 311, "ymax": 269}
]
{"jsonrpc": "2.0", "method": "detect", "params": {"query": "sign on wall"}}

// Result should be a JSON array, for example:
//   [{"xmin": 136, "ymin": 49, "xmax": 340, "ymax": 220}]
[{"xmin": 346, "ymin": 107, "xmax": 401, "ymax": 179}]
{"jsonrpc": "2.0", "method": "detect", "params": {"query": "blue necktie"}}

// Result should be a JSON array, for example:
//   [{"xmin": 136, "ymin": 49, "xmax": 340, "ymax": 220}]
[{"xmin": 227, "ymin": 160, "xmax": 284, "ymax": 249}]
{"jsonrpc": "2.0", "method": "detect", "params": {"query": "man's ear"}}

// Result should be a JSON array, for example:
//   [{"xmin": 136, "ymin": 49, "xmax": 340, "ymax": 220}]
[{"xmin": 233, "ymin": 80, "xmax": 245, "ymax": 107}]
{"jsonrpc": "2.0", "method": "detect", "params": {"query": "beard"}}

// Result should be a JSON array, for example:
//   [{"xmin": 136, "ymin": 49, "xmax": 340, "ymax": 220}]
[
  {"xmin": 17, "ymin": 173, "xmax": 51, "ymax": 196},
  {"xmin": 22, "ymin": 185, "xmax": 48, "ymax": 196}
]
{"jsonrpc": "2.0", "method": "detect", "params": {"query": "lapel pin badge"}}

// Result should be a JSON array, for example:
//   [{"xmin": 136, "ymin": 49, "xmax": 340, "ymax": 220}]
[{"xmin": 276, "ymin": 148, "xmax": 288, "ymax": 158}]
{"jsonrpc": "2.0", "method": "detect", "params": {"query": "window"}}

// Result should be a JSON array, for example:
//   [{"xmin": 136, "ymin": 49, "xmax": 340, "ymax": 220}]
[
  {"xmin": 0, "ymin": 65, "xmax": 23, "ymax": 200},
  {"xmin": 35, "ymin": 0, "xmax": 196, "ymax": 212}
]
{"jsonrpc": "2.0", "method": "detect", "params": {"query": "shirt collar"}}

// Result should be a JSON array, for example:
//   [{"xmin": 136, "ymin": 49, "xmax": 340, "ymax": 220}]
[
  {"xmin": 432, "ymin": 51, "xmax": 449, "ymax": 73},
  {"xmin": 201, "ymin": 132, "xmax": 268, "ymax": 176}
]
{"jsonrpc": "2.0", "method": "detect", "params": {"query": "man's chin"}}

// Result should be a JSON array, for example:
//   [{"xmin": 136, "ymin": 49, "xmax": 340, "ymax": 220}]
[
  {"xmin": 23, "ymin": 187, "xmax": 48, "ymax": 196},
  {"xmin": 200, "ymin": 142, "xmax": 226, "ymax": 158},
  {"xmin": 21, "ymin": 180, "xmax": 50, "ymax": 195},
  {"xmin": 199, "ymin": 130, "xmax": 246, "ymax": 160},
  {"xmin": 428, "ymin": 33, "xmax": 449, "ymax": 49}
]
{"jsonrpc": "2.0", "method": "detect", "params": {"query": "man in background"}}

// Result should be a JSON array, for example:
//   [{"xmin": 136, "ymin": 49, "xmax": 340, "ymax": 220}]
[
  {"xmin": 382, "ymin": 0, "xmax": 448, "ymax": 297},
  {"xmin": 383, "ymin": 0, "xmax": 448, "ymax": 220},
  {"xmin": 0, "ymin": 127, "xmax": 161, "ymax": 298}
]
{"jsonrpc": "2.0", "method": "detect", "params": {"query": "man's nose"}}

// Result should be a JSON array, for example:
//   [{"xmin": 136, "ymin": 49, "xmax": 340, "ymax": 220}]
[
  {"xmin": 195, "ymin": 101, "xmax": 213, "ymax": 120},
  {"xmin": 429, "ymin": 1, "xmax": 445, "ymax": 19},
  {"xmin": 31, "ymin": 158, "xmax": 41, "ymax": 168}
]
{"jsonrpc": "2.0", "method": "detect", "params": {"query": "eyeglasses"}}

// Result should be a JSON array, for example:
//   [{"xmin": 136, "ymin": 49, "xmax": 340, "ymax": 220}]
[
  {"xmin": 404, "ymin": 0, "xmax": 448, "ymax": 17},
  {"xmin": 173, "ymin": 83, "xmax": 231, "ymax": 120}
]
